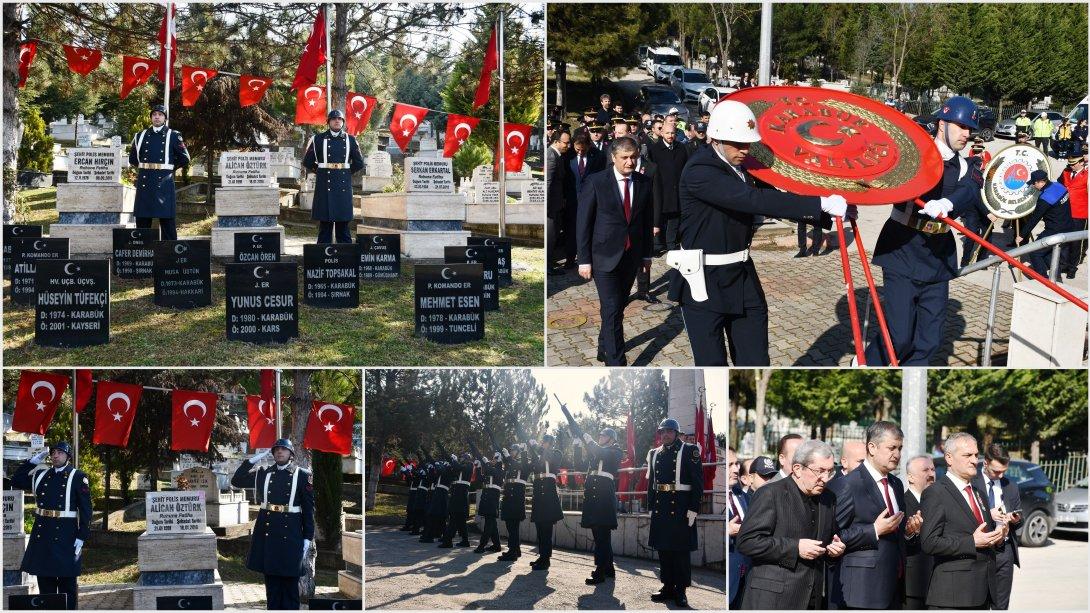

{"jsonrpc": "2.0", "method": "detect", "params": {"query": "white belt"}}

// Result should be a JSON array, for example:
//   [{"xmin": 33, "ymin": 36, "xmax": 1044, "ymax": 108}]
[
  {"xmin": 261, "ymin": 503, "xmax": 301, "ymax": 513},
  {"xmin": 435, "ymin": 484, "xmax": 449, "ymax": 491},
  {"xmin": 538, "ymin": 473, "xmax": 557, "ymax": 479},
  {"xmin": 506, "ymin": 478, "xmax": 528, "ymax": 486},
  {"xmin": 705, "ymin": 249, "xmax": 749, "ymax": 265},
  {"xmin": 486, "ymin": 483, "xmax": 503, "ymax": 491},
  {"xmin": 452, "ymin": 480, "xmax": 470, "ymax": 486},
  {"xmin": 410, "ymin": 486, "xmax": 418, "ymax": 491},
  {"xmin": 317, "ymin": 162, "xmax": 349, "ymax": 169},
  {"xmin": 666, "ymin": 248, "xmax": 749, "ymax": 303},
  {"xmin": 36, "ymin": 509, "xmax": 78, "ymax": 518},
  {"xmin": 587, "ymin": 470, "xmax": 614, "ymax": 480},
  {"xmin": 139, "ymin": 162, "xmax": 174, "ymax": 170}
]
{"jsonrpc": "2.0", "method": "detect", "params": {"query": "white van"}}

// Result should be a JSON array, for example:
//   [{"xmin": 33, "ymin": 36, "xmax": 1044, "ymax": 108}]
[{"xmin": 648, "ymin": 47, "xmax": 684, "ymax": 83}]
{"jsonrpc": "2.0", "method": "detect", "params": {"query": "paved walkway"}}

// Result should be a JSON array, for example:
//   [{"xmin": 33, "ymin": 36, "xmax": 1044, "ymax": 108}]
[
  {"xmin": 364, "ymin": 526, "xmax": 726, "ymax": 610},
  {"xmin": 74, "ymin": 581, "xmax": 344, "ymax": 609},
  {"xmin": 1009, "ymin": 531, "xmax": 1088, "ymax": 610}
]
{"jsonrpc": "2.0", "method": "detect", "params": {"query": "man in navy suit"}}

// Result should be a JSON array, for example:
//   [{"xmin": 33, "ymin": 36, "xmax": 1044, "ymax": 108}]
[
  {"xmin": 563, "ymin": 134, "xmax": 605, "ymax": 267},
  {"xmin": 576, "ymin": 136, "xmax": 654, "ymax": 365},
  {"xmin": 827, "ymin": 422, "xmax": 919, "ymax": 609},
  {"xmin": 728, "ymin": 448, "xmax": 750, "ymax": 609},
  {"xmin": 971, "ymin": 444, "xmax": 1023, "ymax": 610}
]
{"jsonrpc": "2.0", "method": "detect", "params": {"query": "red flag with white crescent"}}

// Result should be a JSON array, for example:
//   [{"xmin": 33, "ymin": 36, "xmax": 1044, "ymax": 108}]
[
  {"xmin": 473, "ymin": 26, "xmax": 497, "ymax": 110},
  {"xmin": 502, "ymin": 123, "xmax": 533, "ymax": 172},
  {"xmin": 74, "ymin": 369, "xmax": 94, "ymax": 415},
  {"xmin": 63, "ymin": 45, "xmax": 103, "ymax": 76},
  {"xmin": 120, "ymin": 56, "xmax": 156, "ymax": 100},
  {"xmin": 344, "ymin": 92, "xmax": 377, "ymax": 136},
  {"xmin": 239, "ymin": 75, "xmax": 273, "ymax": 107},
  {"xmin": 295, "ymin": 85, "xmax": 328, "ymax": 126},
  {"xmin": 157, "ymin": 3, "xmax": 177, "ymax": 88},
  {"xmin": 389, "ymin": 103, "xmax": 429, "ymax": 152},
  {"xmin": 11, "ymin": 371, "xmax": 70, "ymax": 435},
  {"xmin": 181, "ymin": 66, "xmax": 218, "ymax": 107},
  {"xmin": 246, "ymin": 394, "xmax": 278, "ymax": 451},
  {"xmin": 92, "ymin": 381, "xmax": 142, "ymax": 447},
  {"xmin": 291, "ymin": 6, "xmax": 327, "ymax": 91},
  {"xmin": 17, "ymin": 42, "xmax": 37, "ymax": 88},
  {"xmin": 443, "ymin": 114, "xmax": 480, "ymax": 158},
  {"xmin": 171, "ymin": 390, "xmax": 218, "ymax": 453},
  {"xmin": 303, "ymin": 400, "xmax": 354, "ymax": 456}
]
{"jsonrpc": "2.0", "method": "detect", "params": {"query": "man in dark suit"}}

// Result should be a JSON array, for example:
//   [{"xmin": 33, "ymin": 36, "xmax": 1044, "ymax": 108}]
[
  {"xmin": 563, "ymin": 134, "xmax": 605, "ymax": 268},
  {"xmin": 737, "ymin": 440, "xmax": 846, "ymax": 609},
  {"xmin": 827, "ymin": 422, "xmax": 919, "ymax": 609},
  {"xmin": 576, "ymin": 136, "xmax": 654, "ymax": 366},
  {"xmin": 630, "ymin": 153, "xmax": 662, "ymax": 303},
  {"xmin": 728, "ymin": 448, "xmax": 750, "ymax": 609},
  {"xmin": 904, "ymin": 454, "xmax": 936, "ymax": 609},
  {"xmin": 546, "ymin": 130, "xmax": 571, "ymax": 275},
  {"xmin": 971, "ymin": 444, "xmax": 1023, "ymax": 610},
  {"xmin": 829, "ymin": 441, "xmax": 866, "ymax": 484},
  {"xmin": 921, "ymin": 432, "xmax": 1007, "ymax": 609},
  {"xmin": 647, "ymin": 123, "xmax": 689, "ymax": 254}
]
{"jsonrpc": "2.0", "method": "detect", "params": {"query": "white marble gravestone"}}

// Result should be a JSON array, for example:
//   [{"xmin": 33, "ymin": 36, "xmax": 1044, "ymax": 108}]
[
  {"xmin": 211, "ymin": 151, "xmax": 285, "ymax": 258},
  {"xmin": 133, "ymin": 491, "xmax": 224, "ymax": 610},
  {"xmin": 3, "ymin": 489, "xmax": 36, "ymax": 604},
  {"xmin": 356, "ymin": 150, "xmax": 394, "ymax": 193},
  {"xmin": 51, "ymin": 147, "xmax": 135, "ymax": 253}
]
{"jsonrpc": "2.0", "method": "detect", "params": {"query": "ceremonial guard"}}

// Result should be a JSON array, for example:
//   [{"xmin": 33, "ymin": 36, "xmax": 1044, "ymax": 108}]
[
  {"xmin": 421, "ymin": 457, "xmax": 451, "ymax": 544},
  {"xmin": 646, "ymin": 419, "xmax": 704, "ymax": 607},
  {"xmin": 498, "ymin": 443, "xmax": 531, "ymax": 562},
  {"xmin": 399, "ymin": 463, "xmax": 416, "ymax": 532},
  {"xmin": 469, "ymin": 443, "xmax": 504, "ymax": 554},
  {"xmin": 230, "ymin": 439, "xmax": 314, "ymax": 610},
  {"xmin": 302, "ymin": 109, "xmax": 364, "ymax": 244},
  {"xmin": 12, "ymin": 442, "xmax": 92, "ymax": 610},
  {"xmin": 527, "ymin": 435, "xmax": 564, "ymax": 569},
  {"xmin": 669, "ymin": 100, "xmax": 849, "ymax": 366},
  {"xmin": 565, "ymin": 413, "xmax": 622, "ymax": 586},
  {"xmin": 129, "ymin": 103, "xmax": 190, "ymax": 240},
  {"xmin": 410, "ymin": 460, "xmax": 434, "ymax": 536},
  {"xmin": 439, "ymin": 453, "xmax": 474, "ymax": 548},
  {"xmin": 867, "ymin": 96, "xmax": 986, "ymax": 365}
]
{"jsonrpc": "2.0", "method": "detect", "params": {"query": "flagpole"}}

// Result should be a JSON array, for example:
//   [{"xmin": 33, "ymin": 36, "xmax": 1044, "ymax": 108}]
[
  {"xmin": 324, "ymin": 3, "xmax": 332, "ymax": 116},
  {"xmin": 71, "ymin": 369, "xmax": 79, "ymax": 469},
  {"xmin": 275, "ymin": 369, "xmax": 282, "ymax": 441},
  {"xmin": 496, "ymin": 12, "xmax": 506, "ymax": 238},
  {"xmin": 164, "ymin": 1, "xmax": 172, "ymax": 123}
]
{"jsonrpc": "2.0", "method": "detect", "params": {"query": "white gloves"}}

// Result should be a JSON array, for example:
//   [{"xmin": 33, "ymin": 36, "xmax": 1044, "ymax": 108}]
[
  {"xmin": 74, "ymin": 539, "xmax": 84, "ymax": 559},
  {"xmin": 582, "ymin": 432, "xmax": 594, "ymax": 445},
  {"xmin": 30, "ymin": 450, "xmax": 48, "ymax": 464},
  {"xmin": 302, "ymin": 539, "xmax": 312, "ymax": 558},
  {"xmin": 921, "ymin": 198, "xmax": 953, "ymax": 219},
  {"xmin": 529, "ymin": 439, "xmax": 540, "ymax": 449},
  {"xmin": 686, "ymin": 510, "xmax": 698, "ymax": 527},
  {"xmin": 501, "ymin": 447, "xmax": 510, "ymax": 458},
  {"xmin": 250, "ymin": 449, "xmax": 271, "ymax": 463},
  {"xmin": 450, "ymin": 454, "xmax": 458, "ymax": 463},
  {"xmin": 820, "ymin": 194, "xmax": 849, "ymax": 218}
]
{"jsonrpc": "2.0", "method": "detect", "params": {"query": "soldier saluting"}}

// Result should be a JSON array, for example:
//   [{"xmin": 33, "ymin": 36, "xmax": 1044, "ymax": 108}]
[
  {"xmin": 498, "ymin": 442, "xmax": 531, "ymax": 562},
  {"xmin": 646, "ymin": 418, "xmax": 704, "ymax": 608},
  {"xmin": 439, "ymin": 452, "xmax": 474, "ymax": 548},
  {"xmin": 231, "ymin": 439, "xmax": 314, "ymax": 610},
  {"xmin": 468, "ymin": 441, "xmax": 504, "ymax": 554},
  {"xmin": 526, "ymin": 433, "xmax": 564, "ymax": 570},
  {"xmin": 11, "ymin": 442, "xmax": 92, "ymax": 610},
  {"xmin": 129, "ymin": 103, "xmax": 190, "ymax": 240},
  {"xmin": 302, "ymin": 109, "xmax": 365, "ymax": 244}
]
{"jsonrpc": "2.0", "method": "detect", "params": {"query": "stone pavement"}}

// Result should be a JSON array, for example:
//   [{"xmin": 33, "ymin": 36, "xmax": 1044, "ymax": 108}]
[
  {"xmin": 1009, "ymin": 531, "xmax": 1088, "ymax": 610},
  {"xmin": 75, "ymin": 580, "xmax": 344, "ymax": 609},
  {"xmin": 364, "ymin": 526, "xmax": 726, "ymax": 610}
]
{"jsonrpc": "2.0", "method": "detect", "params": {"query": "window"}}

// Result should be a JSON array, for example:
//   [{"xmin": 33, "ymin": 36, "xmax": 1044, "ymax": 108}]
[
  {"xmin": 655, "ymin": 54, "xmax": 682, "ymax": 66},
  {"xmin": 646, "ymin": 89, "xmax": 682, "ymax": 104}
]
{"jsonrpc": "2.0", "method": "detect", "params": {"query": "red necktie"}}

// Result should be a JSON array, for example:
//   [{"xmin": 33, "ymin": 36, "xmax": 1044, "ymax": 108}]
[
  {"xmin": 880, "ymin": 477, "xmax": 895, "ymax": 515},
  {"xmin": 578, "ymin": 156, "xmax": 586, "ymax": 177},
  {"xmin": 729, "ymin": 492, "xmax": 741, "ymax": 518},
  {"xmin": 622, "ymin": 177, "xmax": 632, "ymax": 251},
  {"xmin": 965, "ymin": 485, "xmax": 985, "ymax": 524}
]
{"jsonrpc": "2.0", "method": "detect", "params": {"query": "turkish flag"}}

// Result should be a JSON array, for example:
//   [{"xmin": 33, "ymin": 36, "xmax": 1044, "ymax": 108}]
[
  {"xmin": 157, "ymin": 3, "xmax": 177, "ymax": 88},
  {"xmin": 246, "ymin": 394, "xmax": 278, "ymax": 451},
  {"xmin": 63, "ymin": 45, "xmax": 103, "ymax": 76},
  {"xmin": 694, "ymin": 403, "xmax": 705, "ymax": 455},
  {"xmin": 171, "ymin": 390, "xmax": 218, "ymax": 453},
  {"xmin": 92, "ymin": 381, "xmax": 142, "ymax": 447},
  {"xmin": 291, "ymin": 6, "xmax": 327, "ymax": 91},
  {"xmin": 295, "ymin": 85, "xmax": 328, "ymax": 126},
  {"xmin": 120, "ymin": 56, "xmax": 156, "ymax": 100},
  {"xmin": 181, "ymin": 66, "xmax": 218, "ymax": 107},
  {"xmin": 345, "ymin": 92, "xmax": 377, "ymax": 136},
  {"xmin": 704, "ymin": 407, "xmax": 718, "ymax": 490},
  {"xmin": 260, "ymin": 369, "xmax": 276, "ymax": 399},
  {"xmin": 303, "ymin": 400, "xmax": 354, "ymax": 456},
  {"xmin": 389, "ymin": 103, "xmax": 428, "ymax": 152},
  {"xmin": 11, "ymin": 371, "xmax": 70, "ymax": 435},
  {"xmin": 617, "ymin": 411, "xmax": 636, "ymax": 501},
  {"xmin": 240, "ymin": 75, "xmax": 273, "ymax": 107},
  {"xmin": 502, "ymin": 123, "xmax": 533, "ymax": 172},
  {"xmin": 74, "ymin": 369, "xmax": 94, "ymax": 415},
  {"xmin": 17, "ymin": 42, "xmax": 36, "ymax": 88},
  {"xmin": 443, "ymin": 114, "xmax": 480, "ymax": 158},
  {"xmin": 473, "ymin": 26, "xmax": 498, "ymax": 110}
]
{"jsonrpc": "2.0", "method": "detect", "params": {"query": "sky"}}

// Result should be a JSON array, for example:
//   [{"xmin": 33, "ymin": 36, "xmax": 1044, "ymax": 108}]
[{"xmin": 529, "ymin": 368, "xmax": 727, "ymax": 434}]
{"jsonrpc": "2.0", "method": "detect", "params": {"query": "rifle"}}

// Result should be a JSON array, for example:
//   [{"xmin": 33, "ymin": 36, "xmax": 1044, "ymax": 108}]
[
  {"xmin": 484, "ymin": 426, "xmax": 503, "ymax": 457},
  {"xmin": 553, "ymin": 393, "xmax": 586, "ymax": 440},
  {"xmin": 437, "ymin": 441, "xmax": 453, "ymax": 463},
  {"xmin": 467, "ymin": 439, "xmax": 486, "ymax": 465},
  {"xmin": 419, "ymin": 448, "xmax": 434, "ymax": 465}
]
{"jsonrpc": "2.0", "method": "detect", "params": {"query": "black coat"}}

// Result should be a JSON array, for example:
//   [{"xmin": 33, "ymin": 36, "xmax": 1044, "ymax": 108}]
[
  {"xmin": 13, "ymin": 461, "xmax": 93, "ymax": 578},
  {"xmin": 474, "ymin": 462, "xmax": 505, "ymax": 518},
  {"xmin": 647, "ymin": 139, "xmax": 690, "ymax": 221},
  {"xmin": 576, "ymin": 168, "xmax": 655, "ymax": 271},
  {"xmin": 904, "ymin": 489, "xmax": 934, "ymax": 602},
  {"xmin": 412, "ymin": 468, "xmax": 433, "ymax": 514},
  {"xmin": 546, "ymin": 145, "xmax": 567, "ymax": 218},
  {"xmin": 129, "ymin": 126, "xmax": 190, "ymax": 218},
  {"xmin": 447, "ymin": 461, "xmax": 474, "ymax": 519},
  {"xmin": 646, "ymin": 439, "xmax": 703, "ymax": 551},
  {"xmin": 302, "ymin": 130, "xmax": 365, "ymax": 222},
  {"xmin": 579, "ymin": 439, "xmax": 623, "ymax": 529},
  {"xmin": 920, "ymin": 475, "xmax": 999, "ymax": 608},
  {"xmin": 669, "ymin": 145, "xmax": 829, "ymax": 312},
  {"xmin": 426, "ymin": 462, "xmax": 454, "ymax": 519},
  {"xmin": 500, "ymin": 454, "xmax": 531, "ymax": 522},
  {"xmin": 231, "ymin": 459, "xmax": 315, "ymax": 577},
  {"xmin": 529, "ymin": 446, "xmax": 564, "ymax": 524}
]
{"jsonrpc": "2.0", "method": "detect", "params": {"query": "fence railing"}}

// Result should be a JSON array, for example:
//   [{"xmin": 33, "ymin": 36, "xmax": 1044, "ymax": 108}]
[{"xmin": 1038, "ymin": 453, "xmax": 1088, "ymax": 492}]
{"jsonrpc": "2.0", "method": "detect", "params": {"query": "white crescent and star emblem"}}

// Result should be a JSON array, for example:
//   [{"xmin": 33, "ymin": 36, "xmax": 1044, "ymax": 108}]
[
  {"xmin": 130, "ymin": 230, "xmax": 141, "ymax": 239},
  {"xmin": 350, "ymin": 95, "xmax": 368, "ymax": 112},
  {"xmin": 371, "ymin": 235, "xmax": 382, "ymax": 245},
  {"xmin": 506, "ymin": 131, "xmax": 525, "ymax": 150},
  {"xmin": 440, "ymin": 267, "xmax": 455, "ymax": 280},
  {"xmin": 317, "ymin": 403, "xmax": 343, "ymax": 431},
  {"xmin": 484, "ymin": 238, "xmax": 496, "ymax": 247},
  {"xmin": 174, "ymin": 243, "xmax": 187, "ymax": 255},
  {"xmin": 252, "ymin": 266, "xmax": 269, "ymax": 279},
  {"xmin": 30, "ymin": 596, "xmax": 42, "ymax": 607},
  {"xmin": 20, "ymin": 47, "xmax": 31, "ymax": 61},
  {"xmin": 258, "ymin": 399, "xmax": 275, "ymax": 425},
  {"xmin": 191, "ymin": 70, "xmax": 209, "ymax": 91},
  {"xmin": 453, "ymin": 122, "xmax": 472, "ymax": 144},
  {"xmin": 247, "ymin": 78, "xmax": 266, "ymax": 91},
  {"xmin": 106, "ymin": 391, "xmax": 131, "ymax": 421},
  {"xmin": 465, "ymin": 248, "xmax": 476, "ymax": 258},
  {"xmin": 252, "ymin": 234, "xmax": 263, "ymax": 244},
  {"xmin": 32, "ymin": 239, "xmax": 45, "ymax": 251},
  {"xmin": 399, "ymin": 113, "xmax": 419, "ymax": 136},
  {"xmin": 182, "ymin": 399, "xmax": 208, "ymax": 427},
  {"xmin": 304, "ymin": 86, "xmax": 323, "ymax": 107},
  {"xmin": 177, "ymin": 598, "xmax": 190, "ymax": 609},
  {"xmin": 11, "ymin": 226, "xmax": 22, "ymax": 235},
  {"xmin": 132, "ymin": 61, "xmax": 150, "ymax": 77},
  {"xmin": 324, "ymin": 246, "xmax": 335, "ymax": 257},
  {"xmin": 63, "ymin": 262, "xmax": 79, "ymax": 275},
  {"xmin": 30, "ymin": 381, "xmax": 56, "ymax": 411}
]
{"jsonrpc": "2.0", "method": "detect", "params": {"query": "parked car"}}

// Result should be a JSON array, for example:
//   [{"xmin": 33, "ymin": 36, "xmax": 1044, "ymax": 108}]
[
  {"xmin": 698, "ymin": 86, "xmax": 735, "ymax": 114},
  {"xmin": 636, "ymin": 85, "xmax": 691, "ymax": 124},
  {"xmin": 636, "ymin": 45, "xmax": 649, "ymax": 69},
  {"xmin": 932, "ymin": 456, "xmax": 1055, "ymax": 547},
  {"xmin": 1052, "ymin": 476, "xmax": 1088, "ymax": 534},
  {"xmin": 995, "ymin": 110, "xmax": 1065, "ymax": 139},
  {"xmin": 649, "ymin": 48, "xmax": 684, "ymax": 84},
  {"xmin": 669, "ymin": 68, "xmax": 713, "ymax": 102},
  {"xmin": 913, "ymin": 105, "xmax": 998, "ymax": 141}
]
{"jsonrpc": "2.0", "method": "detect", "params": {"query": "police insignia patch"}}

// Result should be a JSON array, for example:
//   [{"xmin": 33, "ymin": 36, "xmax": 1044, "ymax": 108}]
[{"xmin": 692, "ymin": 448, "xmax": 700, "ymax": 461}]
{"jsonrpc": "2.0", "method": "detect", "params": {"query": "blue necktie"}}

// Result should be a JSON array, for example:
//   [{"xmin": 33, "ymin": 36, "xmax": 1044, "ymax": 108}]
[{"xmin": 989, "ymin": 481, "xmax": 997, "ymax": 508}]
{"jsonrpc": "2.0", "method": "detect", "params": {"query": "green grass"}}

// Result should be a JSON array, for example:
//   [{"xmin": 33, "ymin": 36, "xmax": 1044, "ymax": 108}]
[
  {"xmin": 365, "ymin": 491, "xmax": 408, "ymax": 521},
  {"xmin": 5, "ymin": 189, "xmax": 544, "ymax": 366}
]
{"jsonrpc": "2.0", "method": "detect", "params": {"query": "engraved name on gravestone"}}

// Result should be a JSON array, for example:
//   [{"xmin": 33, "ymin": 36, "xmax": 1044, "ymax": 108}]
[
  {"xmin": 67, "ymin": 148, "xmax": 123, "ymax": 183},
  {"xmin": 405, "ymin": 158, "xmax": 454, "ymax": 194},
  {"xmin": 145, "ymin": 490, "xmax": 207, "ymax": 535},
  {"xmin": 220, "ymin": 151, "xmax": 273, "ymax": 187}
]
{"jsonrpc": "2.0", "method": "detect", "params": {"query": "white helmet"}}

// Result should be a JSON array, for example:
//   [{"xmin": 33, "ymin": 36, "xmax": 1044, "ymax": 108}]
[{"xmin": 707, "ymin": 100, "xmax": 761, "ymax": 143}]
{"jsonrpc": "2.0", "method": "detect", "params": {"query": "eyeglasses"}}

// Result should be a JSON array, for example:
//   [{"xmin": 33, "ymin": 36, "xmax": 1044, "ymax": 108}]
[{"xmin": 801, "ymin": 465, "xmax": 836, "ymax": 479}]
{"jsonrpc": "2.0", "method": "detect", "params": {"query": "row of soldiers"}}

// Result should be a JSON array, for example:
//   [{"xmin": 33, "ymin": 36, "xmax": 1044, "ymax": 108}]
[{"xmin": 395, "ymin": 417, "xmax": 705, "ymax": 607}]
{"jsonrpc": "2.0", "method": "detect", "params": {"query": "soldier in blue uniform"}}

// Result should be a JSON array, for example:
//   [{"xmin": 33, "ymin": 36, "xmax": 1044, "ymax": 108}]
[
  {"xmin": 569, "ymin": 423, "xmax": 623, "ymax": 586},
  {"xmin": 866, "ymin": 96, "xmax": 986, "ymax": 366},
  {"xmin": 11, "ymin": 442, "xmax": 92, "ymax": 610},
  {"xmin": 399, "ymin": 462, "xmax": 418, "ymax": 532},
  {"xmin": 230, "ymin": 438, "xmax": 314, "ymax": 610},
  {"xmin": 409, "ymin": 462, "xmax": 432, "ymax": 537},
  {"xmin": 439, "ymin": 453, "xmax": 474, "ymax": 548},
  {"xmin": 498, "ymin": 443, "xmax": 531, "ymax": 561},
  {"xmin": 302, "ymin": 109, "xmax": 365, "ymax": 244},
  {"xmin": 646, "ymin": 418, "xmax": 704, "ymax": 608},
  {"xmin": 1019, "ymin": 169, "xmax": 1072, "ymax": 276},
  {"xmin": 421, "ymin": 458, "xmax": 450, "ymax": 544},
  {"xmin": 527, "ymin": 434, "xmax": 565, "ymax": 569},
  {"xmin": 469, "ymin": 447, "xmax": 505, "ymax": 554},
  {"xmin": 129, "ymin": 104, "xmax": 190, "ymax": 240}
]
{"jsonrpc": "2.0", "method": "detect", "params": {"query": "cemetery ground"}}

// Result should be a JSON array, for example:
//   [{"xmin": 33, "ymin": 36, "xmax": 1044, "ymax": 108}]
[{"xmin": 4, "ymin": 187, "xmax": 545, "ymax": 367}]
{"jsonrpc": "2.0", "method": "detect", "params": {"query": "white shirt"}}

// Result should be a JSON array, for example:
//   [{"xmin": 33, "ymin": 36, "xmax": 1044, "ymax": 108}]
[
  {"xmin": 329, "ymin": 130, "xmax": 343, "ymax": 138},
  {"xmin": 276, "ymin": 462, "xmax": 292, "ymax": 471},
  {"xmin": 151, "ymin": 125, "xmax": 165, "ymax": 134},
  {"xmin": 863, "ymin": 458, "xmax": 901, "ymax": 514},
  {"xmin": 981, "ymin": 470, "xmax": 1005, "ymax": 510},
  {"xmin": 946, "ymin": 471, "xmax": 985, "ymax": 524},
  {"xmin": 613, "ymin": 168, "xmax": 633, "ymax": 205},
  {"xmin": 711, "ymin": 143, "xmax": 747, "ymax": 182}
]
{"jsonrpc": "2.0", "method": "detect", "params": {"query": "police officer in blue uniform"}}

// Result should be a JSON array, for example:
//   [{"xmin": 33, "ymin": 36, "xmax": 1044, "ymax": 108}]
[
  {"xmin": 470, "ymin": 448, "xmax": 505, "ymax": 554},
  {"xmin": 646, "ymin": 418, "xmax": 704, "ymax": 608},
  {"xmin": 129, "ymin": 104, "xmax": 190, "ymax": 240},
  {"xmin": 867, "ymin": 96, "xmax": 986, "ymax": 366},
  {"xmin": 498, "ymin": 443, "xmax": 531, "ymax": 562},
  {"xmin": 527, "ymin": 434, "xmax": 564, "ymax": 569},
  {"xmin": 570, "ymin": 424, "xmax": 623, "ymax": 586},
  {"xmin": 302, "ymin": 110, "xmax": 365, "ymax": 244},
  {"xmin": 439, "ymin": 453, "xmax": 474, "ymax": 548},
  {"xmin": 12, "ymin": 442, "xmax": 92, "ymax": 610},
  {"xmin": 230, "ymin": 438, "xmax": 314, "ymax": 610},
  {"xmin": 1019, "ymin": 169, "xmax": 1072, "ymax": 276}
]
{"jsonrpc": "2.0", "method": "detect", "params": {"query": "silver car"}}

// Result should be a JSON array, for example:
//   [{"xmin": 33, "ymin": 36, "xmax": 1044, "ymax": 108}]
[
  {"xmin": 670, "ymin": 68, "xmax": 713, "ymax": 103},
  {"xmin": 1053, "ymin": 476, "xmax": 1088, "ymax": 533}
]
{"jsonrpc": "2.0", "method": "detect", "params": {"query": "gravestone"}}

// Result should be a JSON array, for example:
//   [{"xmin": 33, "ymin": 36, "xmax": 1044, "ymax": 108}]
[
  {"xmin": 356, "ymin": 234, "xmax": 401, "ymax": 280},
  {"xmin": 51, "ymin": 147, "xmax": 135, "ymax": 253},
  {"xmin": 153, "ymin": 240, "xmax": 212, "ymax": 309},
  {"xmin": 405, "ymin": 158, "xmax": 455, "ymax": 194},
  {"xmin": 9, "ymin": 237, "xmax": 69, "ymax": 306},
  {"xmin": 414, "ymin": 263, "xmax": 484, "ymax": 343},
  {"xmin": 357, "ymin": 151, "xmax": 393, "ymax": 193},
  {"xmin": 233, "ymin": 231, "xmax": 281, "ymax": 263},
  {"xmin": 270, "ymin": 147, "xmax": 302, "ymax": 181},
  {"xmin": 113, "ymin": 227, "xmax": 158, "ymax": 279},
  {"xmin": 338, "ymin": 529, "xmax": 363, "ymax": 599},
  {"xmin": 467, "ymin": 236, "xmax": 512, "ymax": 287},
  {"xmin": 133, "ymin": 491, "xmax": 225, "ymax": 610},
  {"xmin": 225, "ymin": 262, "xmax": 299, "ymax": 344},
  {"xmin": 477, "ymin": 181, "xmax": 501, "ymax": 205},
  {"xmin": 172, "ymin": 467, "xmax": 247, "ymax": 528},
  {"xmin": 211, "ymin": 151, "xmax": 286, "ymax": 258},
  {"xmin": 504, "ymin": 162, "xmax": 533, "ymax": 197},
  {"xmin": 3, "ymin": 224, "xmax": 42, "ymax": 279},
  {"xmin": 444, "ymin": 246, "xmax": 499, "ymax": 311},
  {"xmin": 303, "ymin": 244, "xmax": 361, "ymax": 308},
  {"xmin": 34, "ymin": 259, "xmax": 110, "ymax": 347},
  {"xmin": 522, "ymin": 180, "xmax": 545, "ymax": 205},
  {"xmin": 3, "ymin": 489, "xmax": 36, "ymax": 605}
]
